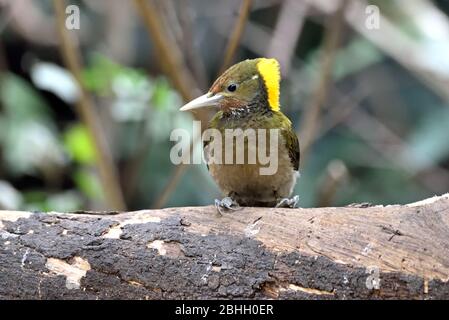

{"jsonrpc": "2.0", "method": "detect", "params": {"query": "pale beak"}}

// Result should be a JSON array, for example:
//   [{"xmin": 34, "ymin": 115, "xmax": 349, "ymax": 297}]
[{"xmin": 180, "ymin": 93, "xmax": 223, "ymax": 111}]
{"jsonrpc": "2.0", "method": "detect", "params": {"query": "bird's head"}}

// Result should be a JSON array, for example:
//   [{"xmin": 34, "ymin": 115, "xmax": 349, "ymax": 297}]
[{"xmin": 180, "ymin": 58, "xmax": 281, "ymax": 113}]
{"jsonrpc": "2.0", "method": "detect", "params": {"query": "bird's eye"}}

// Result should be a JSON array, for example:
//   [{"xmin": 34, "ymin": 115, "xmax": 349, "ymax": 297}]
[{"xmin": 227, "ymin": 84, "xmax": 238, "ymax": 92}]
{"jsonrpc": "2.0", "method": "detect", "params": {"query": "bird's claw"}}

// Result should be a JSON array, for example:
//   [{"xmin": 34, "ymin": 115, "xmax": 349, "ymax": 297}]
[
  {"xmin": 275, "ymin": 195, "xmax": 299, "ymax": 208},
  {"xmin": 215, "ymin": 197, "xmax": 240, "ymax": 215}
]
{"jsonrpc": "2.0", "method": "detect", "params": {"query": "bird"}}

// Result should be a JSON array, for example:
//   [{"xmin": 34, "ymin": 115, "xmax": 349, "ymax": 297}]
[{"xmin": 180, "ymin": 58, "xmax": 299, "ymax": 213}]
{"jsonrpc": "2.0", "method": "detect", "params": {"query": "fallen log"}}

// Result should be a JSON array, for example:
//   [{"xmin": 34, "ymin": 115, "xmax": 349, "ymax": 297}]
[{"xmin": 1, "ymin": 194, "xmax": 448, "ymax": 299}]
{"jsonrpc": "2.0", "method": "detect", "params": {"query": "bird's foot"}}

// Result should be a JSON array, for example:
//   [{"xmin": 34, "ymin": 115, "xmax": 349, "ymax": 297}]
[
  {"xmin": 275, "ymin": 195, "xmax": 299, "ymax": 208},
  {"xmin": 214, "ymin": 197, "xmax": 240, "ymax": 215}
]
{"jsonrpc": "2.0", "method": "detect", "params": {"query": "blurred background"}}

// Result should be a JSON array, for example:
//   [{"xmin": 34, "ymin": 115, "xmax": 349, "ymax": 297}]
[{"xmin": 0, "ymin": 0, "xmax": 448, "ymax": 212}]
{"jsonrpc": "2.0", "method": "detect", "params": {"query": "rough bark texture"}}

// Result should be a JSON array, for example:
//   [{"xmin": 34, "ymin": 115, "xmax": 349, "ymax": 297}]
[{"xmin": 1, "ymin": 194, "xmax": 448, "ymax": 300}]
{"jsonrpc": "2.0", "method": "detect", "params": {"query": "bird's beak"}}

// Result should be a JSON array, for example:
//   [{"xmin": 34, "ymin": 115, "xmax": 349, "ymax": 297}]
[{"xmin": 180, "ymin": 93, "xmax": 223, "ymax": 111}]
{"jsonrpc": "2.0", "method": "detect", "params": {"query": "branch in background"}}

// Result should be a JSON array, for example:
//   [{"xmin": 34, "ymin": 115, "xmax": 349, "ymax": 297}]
[
  {"xmin": 5, "ymin": 0, "xmax": 59, "ymax": 46},
  {"xmin": 154, "ymin": 0, "xmax": 254, "ymax": 209},
  {"xmin": 225, "ymin": 20, "xmax": 272, "ymax": 56},
  {"xmin": 347, "ymin": 0, "xmax": 449, "ymax": 103},
  {"xmin": 306, "ymin": 60, "xmax": 449, "ymax": 197},
  {"xmin": 298, "ymin": 0, "xmax": 348, "ymax": 165},
  {"xmin": 307, "ymin": 69, "xmax": 449, "ymax": 197},
  {"xmin": 156, "ymin": 0, "xmax": 183, "ymax": 50},
  {"xmin": 316, "ymin": 159, "xmax": 349, "ymax": 207},
  {"xmin": 0, "ymin": 1, "xmax": 12, "ymax": 36},
  {"xmin": 53, "ymin": 0, "xmax": 126, "ymax": 211},
  {"xmin": 153, "ymin": 163, "xmax": 188, "ymax": 209},
  {"xmin": 156, "ymin": 0, "xmax": 208, "ymax": 91},
  {"xmin": 122, "ymin": 117, "xmax": 153, "ymax": 204},
  {"xmin": 178, "ymin": 0, "xmax": 209, "ymax": 90},
  {"xmin": 218, "ymin": 0, "xmax": 252, "ymax": 75},
  {"xmin": 134, "ymin": 0, "xmax": 214, "ymax": 209},
  {"xmin": 345, "ymin": 108, "xmax": 449, "ymax": 194},
  {"xmin": 266, "ymin": 0, "xmax": 307, "ymax": 75},
  {"xmin": 0, "ymin": 38, "xmax": 7, "ymax": 72},
  {"xmin": 152, "ymin": 118, "xmax": 205, "ymax": 209},
  {"xmin": 317, "ymin": 81, "xmax": 368, "ymax": 140},
  {"xmin": 101, "ymin": 0, "xmax": 135, "ymax": 64},
  {"xmin": 133, "ymin": 0, "xmax": 202, "ymax": 105},
  {"xmin": 310, "ymin": 0, "xmax": 449, "ymax": 103}
]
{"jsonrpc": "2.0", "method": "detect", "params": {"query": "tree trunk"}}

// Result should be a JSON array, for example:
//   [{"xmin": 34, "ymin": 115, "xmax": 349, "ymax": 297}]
[{"xmin": 1, "ymin": 194, "xmax": 448, "ymax": 299}]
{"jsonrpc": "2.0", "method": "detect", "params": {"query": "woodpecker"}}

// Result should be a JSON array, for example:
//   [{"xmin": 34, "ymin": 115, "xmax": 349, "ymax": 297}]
[{"xmin": 180, "ymin": 58, "xmax": 299, "ymax": 212}]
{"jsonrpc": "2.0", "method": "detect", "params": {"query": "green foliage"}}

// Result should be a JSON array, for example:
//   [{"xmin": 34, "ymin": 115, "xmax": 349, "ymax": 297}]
[
  {"xmin": 151, "ymin": 78, "xmax": 177, "ymax": 110},
  {"xmin": 64, "ymin": 124, "xmax": 96, "ymax": 165},
  {"xmin": 82, "ymin": 54, "xmax": 149, "ymax": 95},
  {"xmin": 0, "ymin": 72, "xmax": 65, "ymax": 176},
  {"xmin": 2, "ymin": 0, "xmax": 449, "ymax": 211},
  {"xmin": 23, "ymin": 190, "xmax": 83, "ymax": 212},
  {"xmin": 0, "ymin": 72, "xmax": 53, "ymax": 122},
  {"xmin": 73, "ymin": 168, "xmax": 104, "ymax": 201}
]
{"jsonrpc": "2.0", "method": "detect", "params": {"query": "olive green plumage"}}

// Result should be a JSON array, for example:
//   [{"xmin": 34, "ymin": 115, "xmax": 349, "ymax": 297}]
[
  {"xmin": 282, "ymin": 119, "xmax": 300, "ymax": 172},
  {"xmin": 181, "ymin": 58, "xmax": 300, "ymax": 207},
  {"xmin": 206, "ymin": 106, "xmax": 299, "ymax": 172}
]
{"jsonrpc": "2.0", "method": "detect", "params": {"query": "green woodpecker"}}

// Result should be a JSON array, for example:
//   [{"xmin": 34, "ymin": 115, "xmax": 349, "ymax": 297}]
[{"xmin": 180, "ymin": 58, "xmax": 299, "ymax": 212}]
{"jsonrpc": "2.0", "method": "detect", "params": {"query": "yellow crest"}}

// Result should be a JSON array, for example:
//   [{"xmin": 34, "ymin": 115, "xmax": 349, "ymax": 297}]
[{"xmin": 256, "ymin": 58, "xmax": 280, "ymax": 111}]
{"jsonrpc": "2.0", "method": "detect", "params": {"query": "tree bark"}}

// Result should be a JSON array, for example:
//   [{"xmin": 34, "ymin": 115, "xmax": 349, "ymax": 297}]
[{"xmin": 1, "ymin": 194, "xmax": 448, "ymax": 300}]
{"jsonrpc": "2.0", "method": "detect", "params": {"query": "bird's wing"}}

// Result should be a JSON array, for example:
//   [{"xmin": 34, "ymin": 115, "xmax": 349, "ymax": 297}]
[
  {"xmin": 282, "ymin": 128, "xmax": 300, "ymax": 171},
  {"xmin": 203, "ymin": 139, "xmax": 210, "ymax": 171}
]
